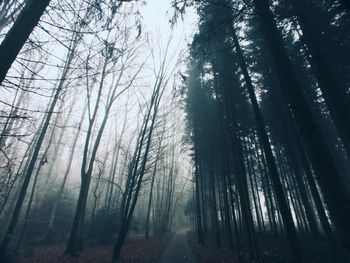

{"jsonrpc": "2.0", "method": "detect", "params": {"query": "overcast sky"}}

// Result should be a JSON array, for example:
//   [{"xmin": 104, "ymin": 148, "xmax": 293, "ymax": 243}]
[{"xmin": 140, "ymin": 0, "xmax": 197, "ymax": 54}]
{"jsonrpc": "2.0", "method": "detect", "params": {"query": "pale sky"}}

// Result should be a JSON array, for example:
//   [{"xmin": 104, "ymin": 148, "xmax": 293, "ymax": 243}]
[{"xmin": 141, "ymin": 0, "xmax": 197, "ymax": 51}]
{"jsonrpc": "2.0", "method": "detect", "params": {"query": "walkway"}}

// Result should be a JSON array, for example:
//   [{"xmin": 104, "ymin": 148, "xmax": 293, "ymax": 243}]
[{"xmin": 159, "ymin": 230, "xmax": 197, "ymax": 263}]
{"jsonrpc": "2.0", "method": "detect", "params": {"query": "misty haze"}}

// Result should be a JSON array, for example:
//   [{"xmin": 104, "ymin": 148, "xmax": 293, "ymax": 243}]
[{"xmin": 0, "ymin": 1, "xmax": 350, "ymax": 263}]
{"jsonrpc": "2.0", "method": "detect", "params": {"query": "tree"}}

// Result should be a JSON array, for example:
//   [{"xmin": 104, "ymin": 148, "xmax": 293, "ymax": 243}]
[
  {"xmin": 65, "ymin": 16, "xmax": 147, "ymax": 254},
  {"xmin": 112, "ymin": 37, "xmax": 176, "ymax": 261},
  {"xmin": 288, "ymin": 0, "xmax": 350, "ymax": 159},
  {"xmin": 0, "ymin": 27, "xmax": 78, "ymax": 257},
  {"xmin": 0, "ymin": 0, "xmax": 51, "ymax": 85},
  {"xmin": 251, "ymin": 0, "xmax": 350, "ymax": 254}
]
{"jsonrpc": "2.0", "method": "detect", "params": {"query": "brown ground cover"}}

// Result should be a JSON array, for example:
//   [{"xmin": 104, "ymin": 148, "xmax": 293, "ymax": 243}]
[{"xmin": 13, "ymin": 235, "xmax": 171, "ymax": 263}]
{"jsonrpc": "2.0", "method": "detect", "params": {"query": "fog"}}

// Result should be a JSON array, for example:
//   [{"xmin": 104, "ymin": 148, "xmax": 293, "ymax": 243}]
[{"xmin": 1, "ymin": 1, "xmax": 349, "ymax": 263}]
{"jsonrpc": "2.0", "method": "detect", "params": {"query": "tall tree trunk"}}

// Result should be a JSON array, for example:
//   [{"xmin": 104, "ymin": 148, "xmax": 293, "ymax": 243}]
[
  {"xmin": 226, "ymin": 157, "xmax": 242, "ymax": 262},
  {"xmin": 145, "ymin": 141, "xmax": 162, "ymax": 239},
  {"xmin": 65, "ymin": 100, "xmax": 114, "ymax": 254},
  {"xmin": 14, "ymin": 159, "xmax": 41, "ymax": 252},
  {"xmin": 14, "ymin": 120, "xmax": 58, "ymax": 250},
  {"xmin": 0, "ymin": 90, "xmax": 52, "ymax": 217},
  {"xmin": 65, "ymin": 48, "xmax": 113, "ymax": 254},
  {"xmin": 252, "ymin": 0, "xmax": 350, "ymax": 253},
  {"xmin": 232, "ymin": 130, "xmax": 259, "ymax": 260},
  {"xmin": 113, "ymin": 106, "xmax": 157, "ymax": 261},
  {"xmin": 112, "ymin": 72, "xmax": 165, "ymax": 261},
  {"xmin": 212, "ymin": 59, "xmax": 259, "ymax": 260},
  {"xmin": 46, "ymin": 103, "xmax": 87, "ymax": 241},
  {"xmin": 231, "ymin": 26, "xmax": 302, "ymax": 262},
  {"xmin": 0, "ymin": 0, "xmax": 51, "ymax": 85},
  {"xmin": 0, "ymin": 36, "xmax": 76, "ymax": 253},
  {"xmin": 248, "ymin": 136, "xmax": 266, "ymax": 232},
  {"xmin": 43, "ymin": 91, "xmax": 77, "ymax": 187},
  {"xmin": 277, "ymin": 116, "xmax": 321, "ymax": 237},
  {"xmin": 0, "ymin": 76, "xmax": 62, "ymax": 258},
  {"xmin": 200, "ymin": 162, "xmax": 208, "ymax": 239},
  {"xmin": 244, "ymin": 144, "xmax": 262, "ymax": 232},
  {"xmin": 65, "ymin": 176, "xmax": 91, "ymax": 254},
  {"xmin": 194, "ymin": 136, "xmax": 204, "ymax": 245},
  {"xmin": 301, "ymin": 156, "xmax": 334, "ymax": 239},
  {"xmin": 221, "ymin": 152, "xmax": 234, "ymax": 248},
  {"xmin": 106, "ymin": 105, "xmax": 129, "ymax": 213},
  {"xmin": 258, "ymin": 138, "xmax": 280, "ymax": 235},
  {"xmin": 209, "ymin": 154, "xmax": 221, "ymax": 247},
  {"xmin": 290, "ymin": 0, "xmax": 350, "ymax": 159}
]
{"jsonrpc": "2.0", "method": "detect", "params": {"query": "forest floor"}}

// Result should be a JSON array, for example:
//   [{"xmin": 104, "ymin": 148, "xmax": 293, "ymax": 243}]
[
  {"xmin": 12, "ymin": 231, "xmax": 336, "ymax": 263},
  {"xmin": 13, "ymin": 235, "xmax": 171, "ymax": 263},
  {"xmin": 188, "ymin": 232, "xmax": 336, "ymax": 263}
]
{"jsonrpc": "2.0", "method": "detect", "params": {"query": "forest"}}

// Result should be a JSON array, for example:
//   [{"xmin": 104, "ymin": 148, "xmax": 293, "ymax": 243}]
[{"xmin": 0, "ymin": 0, "xmax": 349, "ymax": 262}]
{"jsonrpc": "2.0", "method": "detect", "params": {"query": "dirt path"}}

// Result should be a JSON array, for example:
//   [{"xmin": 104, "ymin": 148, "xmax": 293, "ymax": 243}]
[{"xmin": 159, "ymin": 230, "xmax": 197, "ymax": 263}]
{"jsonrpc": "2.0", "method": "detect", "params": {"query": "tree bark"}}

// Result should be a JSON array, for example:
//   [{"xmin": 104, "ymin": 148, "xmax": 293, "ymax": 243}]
[{"xmin": 0, "ymin": 0, "xmax": 51, "ymax": 85}]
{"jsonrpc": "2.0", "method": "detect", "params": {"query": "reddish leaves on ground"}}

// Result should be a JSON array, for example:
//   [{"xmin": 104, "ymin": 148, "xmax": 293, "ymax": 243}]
[{"xmin": 14, "ymin": 235, "xmax": 171, "ymax": 263}]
